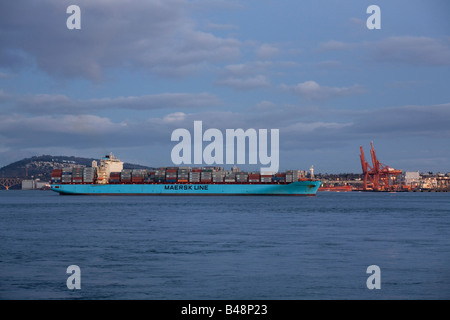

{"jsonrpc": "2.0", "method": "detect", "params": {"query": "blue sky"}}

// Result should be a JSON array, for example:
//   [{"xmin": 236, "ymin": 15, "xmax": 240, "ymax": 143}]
[{"xmin": 0, "ymin": 0, "xmax": 449, "ymax": 173}]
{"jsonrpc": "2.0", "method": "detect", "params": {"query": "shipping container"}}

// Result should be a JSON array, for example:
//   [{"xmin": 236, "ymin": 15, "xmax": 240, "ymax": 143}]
[
  {"xmin": 51, "ymin": 172, "xmax": 62, "ymax": 178},
  {"xmin": 261, "ymin": 178, "xmax": 272, "ymax": 183}
]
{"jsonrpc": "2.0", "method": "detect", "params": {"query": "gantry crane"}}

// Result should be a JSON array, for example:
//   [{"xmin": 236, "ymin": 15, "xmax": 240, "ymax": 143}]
[
  {"xmin": 360, "ymin": 142, "xmax": 402, "ymax": 191},
  {"xmin": 0, "ymin": 178, "xmax": 22, "ymax": 190}
]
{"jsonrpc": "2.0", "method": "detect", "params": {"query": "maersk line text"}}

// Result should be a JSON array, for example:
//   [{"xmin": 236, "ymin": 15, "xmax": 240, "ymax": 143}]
[
  {"xmin": 164, "ymin": 185, "xmax": 208, "ymax": 190},
  {"xmin": 171, "ymin": 121, "xmax": 279, "ymax": 173}
]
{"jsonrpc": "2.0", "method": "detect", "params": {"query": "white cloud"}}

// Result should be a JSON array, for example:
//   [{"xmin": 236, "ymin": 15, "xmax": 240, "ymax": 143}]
[
  {"xmin": 215, "ymin": 61, "xmax": 275, "ymax": 90},
  {"xmin": 253, "ymin": 101, "xmax": 276, "ymax": 111},
  {"xmin": 206, "ymin": 22, "xmax": 238, "ymax": 30},
  {"xmin": 284, "ymin": 121, "xmax": 353, "ymax": 133},
  {"xmin": 223, "ymin": 61, "xmax": 272, "ymax": 76},
  {"xmin": 14, "ymin": 92, "xmax": 221, "ymax": 114},
  {"xmin": 0, "ymin": 89, "xmax": 12, "ymax": 102},
  {"xmin": 0, "ymin": 0, "xmax": 242, "ymax": 81},
  {"xmin": 348, "ymin": 17, "xmax": 365, "ymax": 27},
  {"xmin": 318, "ymin": 36, "xmax": 450, "ymax": 66},
  {"xmin": 350, "ymin": 103, "xmax": 450, "ymax": 138},
  {"xmin": 281, "ymin": 81, "xmax": 365, "ymax": 101},
  {"xmin": 1, "ymin": 102, "xmax": 450, "ymax": 171},
  {"xmin": 316, "ymin": 60, "xmax": 342, "ymax": 69},
  {"xmin": 215, "ymin": 75, "xmax": 270, "ymax": 90},
  {"xmin": 89, "ymin": 93, "xmax": 221, "ymax": 110},
  {"xmin": 256, "ymin": 43, "xmax": 279, "ymax": 59},
  {"xmin": 0, "ymin": 114, "xmax": 121, "ymax": 135},
  {"xmin": 0, "ymin": 72, "xmax": 11, "ymax": 79},
  {"xmin": 371, "ymin": 36, "xmax": 450, "ymax": 66},
  {"xmin": 163, "ymin": 112, "xmax": 186, "ymax": 123},
  {"xmin": 317, "ymin": 40, "xmax": 352, "ymax": 52}
]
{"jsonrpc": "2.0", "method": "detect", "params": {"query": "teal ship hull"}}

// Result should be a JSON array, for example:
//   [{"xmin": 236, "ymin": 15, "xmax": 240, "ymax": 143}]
[{"xmin": 50, "ymin": 180, "xmax": 321, "ymax": 196}]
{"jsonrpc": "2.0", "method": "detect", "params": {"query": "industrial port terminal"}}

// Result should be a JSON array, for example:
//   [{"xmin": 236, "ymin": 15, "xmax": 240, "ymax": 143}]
[{"xmin": 1, "ymin": 143, "xmax": 449, "ymax": 192}]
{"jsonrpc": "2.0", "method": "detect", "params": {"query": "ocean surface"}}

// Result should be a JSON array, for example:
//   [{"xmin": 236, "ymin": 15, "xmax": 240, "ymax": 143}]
[{"xmin": 0, "ymin": 190, "xmax": 449, "ymax": 300}]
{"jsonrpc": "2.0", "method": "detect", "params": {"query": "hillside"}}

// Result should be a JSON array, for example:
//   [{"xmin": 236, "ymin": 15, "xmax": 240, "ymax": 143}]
[{"xmin": 0, "ymin": 155, "xmax": 151, "ymax": 180}]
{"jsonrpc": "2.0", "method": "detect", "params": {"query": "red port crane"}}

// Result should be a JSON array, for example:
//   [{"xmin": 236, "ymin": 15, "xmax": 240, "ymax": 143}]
[
  {"xmin": 0, "ymin": 178, "xmax": 22, "ymax": 190},
  {"xmin": 360, "ymin": 142, "xmax": 402, "ymax": 191}
]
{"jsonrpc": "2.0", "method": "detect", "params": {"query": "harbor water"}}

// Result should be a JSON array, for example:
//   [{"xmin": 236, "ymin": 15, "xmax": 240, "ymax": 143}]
[{"xmin": 0, "ymin": 190, "xmax": 449, "ymax": 300}]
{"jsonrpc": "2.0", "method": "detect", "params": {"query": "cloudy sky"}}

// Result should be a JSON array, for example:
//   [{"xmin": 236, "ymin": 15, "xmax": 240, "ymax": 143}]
[{"xmin": 0, "ymin": 0, "xmax": 449, "ymax": 173}]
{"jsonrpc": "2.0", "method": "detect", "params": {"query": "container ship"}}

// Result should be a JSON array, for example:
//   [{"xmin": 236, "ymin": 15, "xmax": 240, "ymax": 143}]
[{"xmin": 50, "ymin": 154, "xmax": 321, "ymax": 196}]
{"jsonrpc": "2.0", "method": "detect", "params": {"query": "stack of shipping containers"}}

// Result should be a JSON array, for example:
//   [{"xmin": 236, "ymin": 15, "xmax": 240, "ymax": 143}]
[
  {"xmin": 236, "ymin": 172, "xmax": 248, "ymax": 183},
  {"xmin": 286, "ymin": 173, "xmax": 293, "ymax": 183},
  {"xmin": 224, "ymin": 172, "xmax": 236, "ymax": 183},
  {"xmin": 109, "ymin": 172, "xmax": 121, "ymax": 184},
  {"xmin": 144, "ymin": 171, "xmax": 155, "ymax": 184},
  {"xmin": 248, "ymin": 173, "xmax": 260, "ymax": 183},
  {"xmin": 165, "ymin": 167, "xmax": 177, "ymax": 183},
  {"xmin": 261, "ymin": 173, "xmax": 272, "ymax": 183},
  {"xmin": 286, "ymin": 170, "xmax": 300, "ymax": 182},
  {"xmin": 51, "ymin": 169, "xmax": 62, "ymax": 184},
  {"xmin": 62, "ymin": 167, "xmax": 72, "ymax": 184},
  {"xmin": 212, "ymin": 171, "xmax": 224, "ymax": 183},
  {"xmin": 53, "ymin": 165, "xmax": 311, "ymax": 186},
  {"xmin": 189, "ymin": 169, "xmax": 201, "ymax": 183},
  {"xmin": 83, "ymin": 167, "xmax": 96, "ymax": 184},
  {"xmin": 121, "ymin": 169, "xmax": 132, "ymax": 183},
  {"xmin": 132, "ymin": 169, "xmax": 145, "ymax": 184},
  {"xmin": 201, "ymin": 169, "xmax": 212, "ymax": 183},
  {"xmin": 154, "ymin": 169, "xmax": 166, "ymax": 183},
  {"xmin": 72, "ymin": 167, "xmax": 84, "ymax": 184},
  {"xmin": 273, "ymin": 173, "xmax": 286, "ymax": 183},
  {"xmin": 177, "ymin": 167, "xmax": 189, "ymax": 183}
]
